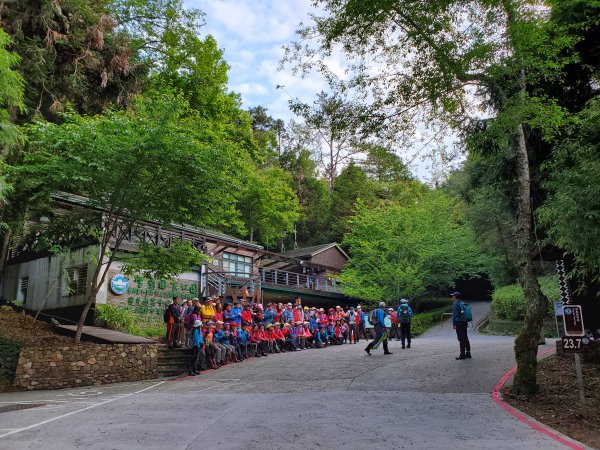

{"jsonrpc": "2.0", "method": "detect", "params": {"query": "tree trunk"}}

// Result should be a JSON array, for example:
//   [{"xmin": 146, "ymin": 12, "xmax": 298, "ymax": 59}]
[
  {"xmin": 0, "ymin": 229, "xmax": 11, "ymax": 278},
  {"xmin": 511, "ymin": 122, "xmax": 548, "ymax": 396}
]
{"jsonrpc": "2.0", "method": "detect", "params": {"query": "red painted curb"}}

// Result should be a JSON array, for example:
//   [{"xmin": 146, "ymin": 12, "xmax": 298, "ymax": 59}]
[{"xmin": 491, "ymin": 350, "xmax": 585, "ymax": 450}]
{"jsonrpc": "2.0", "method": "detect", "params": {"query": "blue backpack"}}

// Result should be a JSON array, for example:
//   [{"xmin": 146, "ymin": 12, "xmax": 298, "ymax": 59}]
[
  {"xmin": 460, "ymin": 301, "xmax": 473, "ymax": 322},
  {"xmin": 368, "ymin": 309, "xmax": 379, "ymax": 325}
]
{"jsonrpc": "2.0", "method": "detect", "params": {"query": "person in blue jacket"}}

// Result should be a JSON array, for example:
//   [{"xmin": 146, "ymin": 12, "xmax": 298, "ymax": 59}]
[
  {"xmin": 451, "ymin": 291, "xmax": 471, "ymax": 360},
  {"xmin": 189, "ymin": 320, "xmax": 205, "ymax": 375},
  {"xmin": 263, "ymin": 303, "xmax": 275, "ymax": 325},
  {"xmin": 365, "ymin": 302, "xmax": 392, "ymax": 356},
  {"xmin": 396, "ymin": 299, "xmax": 414, "ymax": 316},
  {"xmin": 236, "ymin": 326, "xmax": 249, "ymax": 359},
  {"xmin": 315, "ymin": 324, "xmax": 326, "ymax": 348}
]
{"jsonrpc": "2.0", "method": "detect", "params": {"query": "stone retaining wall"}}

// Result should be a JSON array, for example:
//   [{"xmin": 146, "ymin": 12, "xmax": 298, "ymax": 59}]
[{"xmin": 14, "ymin": 343, "xmax": 159, "ymax": 390}]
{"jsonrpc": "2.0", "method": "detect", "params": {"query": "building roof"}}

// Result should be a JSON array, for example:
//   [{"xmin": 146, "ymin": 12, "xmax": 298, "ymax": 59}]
[
  {"xmin": 281, "ymin": 243, "xmax": 349, "ymax": 260},
  {"xmin": 51, "ymin": 192, "xmax": 264, "ymax": 251}
]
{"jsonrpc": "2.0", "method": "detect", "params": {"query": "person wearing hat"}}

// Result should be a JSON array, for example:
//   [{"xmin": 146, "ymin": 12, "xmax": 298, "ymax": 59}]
[
  {"xmin": 365, "ymin": 302, "xmax": 393, "ymax": 356},
  {"xmin": 282, "ymin": 303, "xmax": 294, "ymax": 323},
  {"xmin": 204, "ymin": 322, "xmax": 220, "ymax": 369},
  {"xmin": 315, "ymin": 324, "xmax": 326, "ymax": 348},
  {"xmin": 346, "ymin": 307, "xmax": 359, "ymax": 344},
  {"xmin": 189, "ymin": 320, "xmax": 205, "ymax": 375},
  {"xmin": 356, "ymin": 306, "xmax": 368, "ymax": 340},
  {"xmin": 398, "ymin": 303, "xmax": 413, "ymax": 349},
  {"xmin": 264, "ymin": 303, "xmax": 276, "ymax": 325},
  {"xmin": 215, "ymin": 322, "xmax": 236, "ymax": 364},
  {"xmin": 231, "ymin": 301, "xmax": 243, "ymax": 327},
  {"xmin": 272, "ymin": 323, "xmax": 287, "ymax": 352},
  {"xmin": 201, "ymin": 297, "xmax": 216, "ymax": 323},
  {"xmin": 252, "ymin": 323, "xmax": 269, "ymax": 356},
  {"xmin": 451, "ymin": 292, "xmax": 471, "ymax": 359}
]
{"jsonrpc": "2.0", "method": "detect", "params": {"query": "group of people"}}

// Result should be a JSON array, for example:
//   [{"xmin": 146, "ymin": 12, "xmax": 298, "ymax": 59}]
[{"xmin": 163, "ymin": 296, "xmax": 416, "ymax": 375}]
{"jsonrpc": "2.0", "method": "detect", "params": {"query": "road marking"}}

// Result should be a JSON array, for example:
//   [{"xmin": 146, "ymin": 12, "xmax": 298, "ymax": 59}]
[{"xmin": 0, "ymin": 381, "xmax": 165, "ymax": 440}]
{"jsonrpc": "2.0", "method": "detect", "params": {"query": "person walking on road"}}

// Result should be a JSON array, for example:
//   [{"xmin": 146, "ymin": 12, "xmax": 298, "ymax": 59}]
[
  {"xmin": 365, "ymin": 302, "xmax": 392, "ymax": 356},
  {"xmin": 451, "ymin": 292, "xmax": 471, "ymax": 360},
  {"xmin": 398, "ymin": 303, "xmax": 413, "ymax": 349}
]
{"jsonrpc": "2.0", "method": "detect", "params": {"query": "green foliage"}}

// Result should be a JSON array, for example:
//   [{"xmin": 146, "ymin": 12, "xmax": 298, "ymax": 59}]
[
  {"xmin": 538, "ymin": 98, "xmax": 600, "ymax": 284},
  {"xmin": 238, "ymin": 167, "xmax": 300, "ymax": 247},
  {"xmin": 121, "ymin": 239, "xmax": 208, "ymax": 280},
  {"xmin": 412, "ymin": 297, "xmax": 453, "ymax": 314},
  {"xmin": 340, "ymin": 190, "xmax": 489, "ymax": 303},
  {"xmin": 96, "ymin": 304, "xmax": 136, "ymax": 333},
  {"xmin": 492, "ymin": 275, "xmax": 559, "ymax": 321},
  {"xmin": 129, "ymin": 322, "xmax": 165, "ymax": 339},
  {"xmin": 2, "ymin": 0, "xmax": 143, "ymax": 122},
  {"xmin": 0, "ymin": 338, "xmax": 20, "ymax": 381},
  {"xmin": 0, "ymin": 29, "xmax": 24, "ymax": 144},
  {"xmin": 22, "ymin": 92, "xmax": 246, "ymax": 232},
  {"xmin": 411, "ymin": 306, "xmax": 452, "ymax": 337}
]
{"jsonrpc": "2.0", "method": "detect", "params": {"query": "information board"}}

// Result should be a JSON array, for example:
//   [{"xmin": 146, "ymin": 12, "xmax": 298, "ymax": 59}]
[{"xmin": 563, "ymin": 305, "xmax": 585, "ymax": 337}]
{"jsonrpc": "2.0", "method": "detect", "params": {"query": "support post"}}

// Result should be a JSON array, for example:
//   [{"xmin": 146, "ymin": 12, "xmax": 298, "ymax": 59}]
[{"xmin": 574, "ymin": 353, "xmax": 585, "ymax": 404}]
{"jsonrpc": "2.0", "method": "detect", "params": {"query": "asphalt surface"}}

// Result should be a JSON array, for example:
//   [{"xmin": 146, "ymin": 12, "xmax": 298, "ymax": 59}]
[{"xmin": 0, "ymin": 302, "xmax": 578, "ymax": 449}]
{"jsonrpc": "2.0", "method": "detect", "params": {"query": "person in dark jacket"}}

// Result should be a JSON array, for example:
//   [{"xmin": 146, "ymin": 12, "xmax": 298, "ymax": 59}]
[
  {"xmin": 168, "ymin": 297, "xmax": 183, "ymax": 348},
  {"xmin": 451, "ymin": 292, "xmax": 471, "ymax": 359},
  {"xmin": 365, "ymin": 302, "xmax": 393, "ymax": 356},
  {"xmin": 397, "ymin": 303, "xmax": 413, "ymax": 349}
]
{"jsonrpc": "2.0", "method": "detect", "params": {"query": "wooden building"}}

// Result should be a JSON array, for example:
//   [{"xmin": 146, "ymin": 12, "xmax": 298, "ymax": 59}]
[{"xmin": 0, "ymin": 194, "xmax": 351, "ymax": 324}]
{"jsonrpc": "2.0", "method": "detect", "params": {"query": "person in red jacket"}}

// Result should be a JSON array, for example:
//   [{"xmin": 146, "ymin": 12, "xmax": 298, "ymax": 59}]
[
  {"xmin": 272, "ymin": 323, "xmax": 287, "ymax": 352},
  {"xmin": 252, "ymin": 323, "xmax": 269, "ymax": 356},
  {"xmin": 302, "ymin": 322, "xmax": 314, "ymax": 348},
  {"xmin": 241, "ymin": 304, "xmax": 254, "ymax": 326},
  {"xmin": 265, "ymin": 324, "xmax": 278, "ymax": 353},
  {"xmin": 293, "ymin": 305, "xmax": 303, "ymax": 323},
  {"xmin": 249, "ymin": 324, "xmax": 266, "ymax": 357}
]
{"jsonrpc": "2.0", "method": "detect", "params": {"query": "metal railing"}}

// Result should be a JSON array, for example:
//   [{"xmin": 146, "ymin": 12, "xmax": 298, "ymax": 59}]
[{"xmin": 259, "ymin": 267, "xmax": 340, "ymax": 293}]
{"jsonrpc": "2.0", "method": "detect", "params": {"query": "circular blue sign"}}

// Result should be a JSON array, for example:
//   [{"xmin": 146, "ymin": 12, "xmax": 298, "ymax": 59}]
[{"xmin": 110, "ymin": 274, "xmax": 129, "ymax": 295}]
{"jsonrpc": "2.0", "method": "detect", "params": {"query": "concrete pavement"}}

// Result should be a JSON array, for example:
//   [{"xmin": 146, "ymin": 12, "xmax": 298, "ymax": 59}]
[{"xmin": 0, "ymin": 302, "xmax": 579, "ymax": 449}]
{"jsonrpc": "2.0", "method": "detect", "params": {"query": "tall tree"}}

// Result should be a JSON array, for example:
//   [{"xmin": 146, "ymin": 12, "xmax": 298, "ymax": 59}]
[
  {"xmin": 286, "ymin": 0, "xmax": 574, "ymax": 393},
  {"xmin": 341, "ymin": 190, "xmax": 487, "ymax": 302},
  {"xmin": 238, "ymin": 167, "xmax": 300, "ymax": 247},
  {"xmin": 0, "ymin": 29, "xmax": 25, "ymax": 275},
  {"xmin": 21, "ymin": 92, "xmax": 247, "ymax": 342},
  {"xmin": 290, "ymin": 91, "xmax": 366, "ymax": 190},
  {"xmin": 0, "ymin": 0, "xmax": 144, "ymax": 123}
]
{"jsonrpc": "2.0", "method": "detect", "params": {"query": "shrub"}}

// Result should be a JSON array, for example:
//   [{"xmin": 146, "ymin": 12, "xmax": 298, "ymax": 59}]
[
  {"xmin": 492, "ymin": 275, "xmax": 559, "ymax": 321},
  {"xmin": 96, "ymin": 304, "xmax": 136, "ymax": 334},
  {"xmin": 411, "ymin": 306, "xmax": 452, "ymax": 336},
  {"xmin": 412, "ymin": 297, "xmax": 452, "ymax": 313}
]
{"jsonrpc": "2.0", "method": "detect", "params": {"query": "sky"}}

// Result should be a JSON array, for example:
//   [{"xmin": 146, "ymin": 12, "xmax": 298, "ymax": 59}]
[
  {"xmin": 194, "ymin": 0, "xmax": 323, "ymax": 120},
  {"xmin": 190, "ymin": 0, "xmax": 461, "ymax": 181}
]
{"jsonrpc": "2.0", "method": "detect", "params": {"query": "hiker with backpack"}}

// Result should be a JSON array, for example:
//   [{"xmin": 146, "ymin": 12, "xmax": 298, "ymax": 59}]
[
  {"xmin": 451, "ymin": 291, "xmax": 472, "ymax": 360},
  {"xmin": 365, "ymin": 302, "xmax": 393, "ymax": 356},
  {"xmin": 397, "ymin": 303, "xmax": 413, "ymax": 349}
]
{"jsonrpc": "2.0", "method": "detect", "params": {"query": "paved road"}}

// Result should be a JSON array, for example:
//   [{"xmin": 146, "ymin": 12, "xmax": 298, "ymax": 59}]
[{"xmin": 0, "ymin": 302, "xmax": 573, "ymax": 449}]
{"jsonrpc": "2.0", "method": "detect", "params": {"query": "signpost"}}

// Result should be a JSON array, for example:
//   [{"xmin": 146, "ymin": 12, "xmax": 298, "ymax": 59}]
[
  {"xmin": 555, "ymin": 260, "xmax": 586, "ymax": 405},
  {"xmin": 561, "ymin": 304, "xmax": 586, "ymax": 404}
]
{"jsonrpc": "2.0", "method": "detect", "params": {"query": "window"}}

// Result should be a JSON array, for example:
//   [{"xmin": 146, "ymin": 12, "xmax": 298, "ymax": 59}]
[
  {"xmin": 17, "ymin": 277, "xmax": 28, "ymax": 304},
  {"xmin": 64, "ymin": 266, "xmax": 88, "ymax": 296},
  {"xmin": 222, "ymin": 253, "xmax": 252, "ymax": 278}
]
